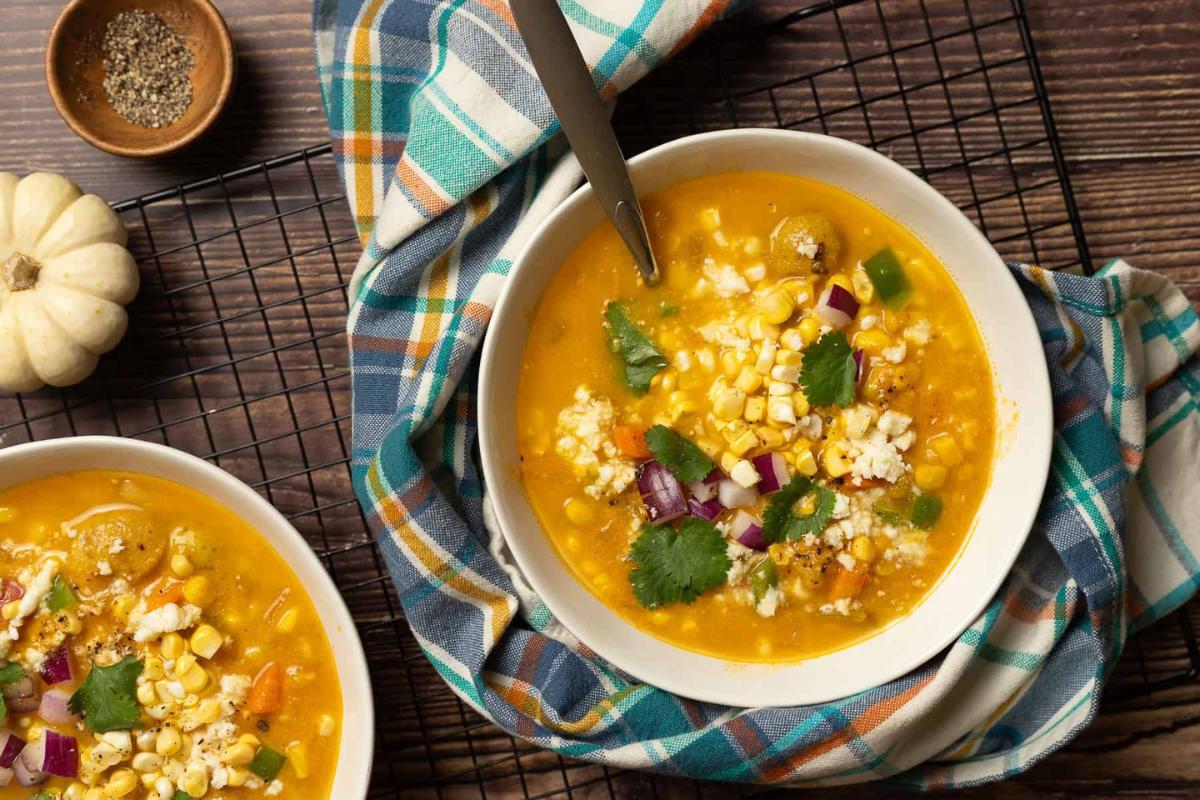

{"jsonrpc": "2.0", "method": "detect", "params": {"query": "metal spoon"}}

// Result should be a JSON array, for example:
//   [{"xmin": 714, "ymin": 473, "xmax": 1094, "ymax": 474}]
[{"xmin": 511, "ymin": 0, "xmax": 661, "ymax": 286}]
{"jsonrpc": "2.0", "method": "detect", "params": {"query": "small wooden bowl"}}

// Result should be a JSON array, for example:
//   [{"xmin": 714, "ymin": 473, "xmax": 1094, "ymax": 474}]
[{"xmin": 45, "ymin": 0, "xmax": 235, "ymax": 158}]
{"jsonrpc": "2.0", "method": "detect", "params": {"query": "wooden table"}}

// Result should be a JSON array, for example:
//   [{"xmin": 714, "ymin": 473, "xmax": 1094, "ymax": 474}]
[{"xmin": 2, "ymin": 0, "xmax": 1198, "ymax": 797}]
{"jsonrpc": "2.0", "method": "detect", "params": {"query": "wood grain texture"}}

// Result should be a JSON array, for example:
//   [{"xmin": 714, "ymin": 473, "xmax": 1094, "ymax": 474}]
[{"xmin": 1, "ymin": 1, "xmax": 1198, "ymax": 798}]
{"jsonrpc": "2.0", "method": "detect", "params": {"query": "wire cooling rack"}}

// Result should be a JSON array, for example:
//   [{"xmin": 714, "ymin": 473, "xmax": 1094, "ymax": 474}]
[{"xmin": 1, "ymin": 0, "xmax": 1196, "ymax": 797}]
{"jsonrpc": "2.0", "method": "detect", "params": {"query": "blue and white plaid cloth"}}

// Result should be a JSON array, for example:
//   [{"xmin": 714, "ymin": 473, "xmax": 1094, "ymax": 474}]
[{"xmin": 314, "ymin": 0, "xmax": 1200, "ymax": 786}]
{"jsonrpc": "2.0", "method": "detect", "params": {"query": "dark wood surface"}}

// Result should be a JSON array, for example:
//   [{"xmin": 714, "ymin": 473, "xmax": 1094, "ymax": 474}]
[{"xmin": 2, "ymin": 0, "xmax": 1199, "ymax": 797}]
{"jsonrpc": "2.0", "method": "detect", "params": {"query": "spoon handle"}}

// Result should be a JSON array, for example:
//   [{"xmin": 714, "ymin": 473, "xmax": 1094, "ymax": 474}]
[{"xmin": 511, "ymin": 0, "xmax": 661, "ymax": 286}]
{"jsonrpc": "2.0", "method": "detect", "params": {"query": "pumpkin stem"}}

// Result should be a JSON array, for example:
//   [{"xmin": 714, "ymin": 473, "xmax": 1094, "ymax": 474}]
[{"xmin": 2, "ymin": 252, "xmax": 41, "ymax": 291}]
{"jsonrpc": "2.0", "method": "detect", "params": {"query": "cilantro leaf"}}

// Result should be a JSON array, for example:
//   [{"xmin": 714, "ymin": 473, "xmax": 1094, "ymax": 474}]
[
  {"xmin": 69, "ymin": 656, "xmax": 144, "ymax": 733},
  {"xmin": 643, "ymin": 426, "xmax": 714, "ymax": 484},
  {"xmin": 762, "ymin": 475, "xmax": 837, "ymax": 542},
  {"xmin": 0, "ymin": 661, "xmax": 26, "ymax": 719},
  {"xmin": 628, "ymin": 519, "xmax": 731, "ymax": 609},
  {"xmin": 604, "ymin": 302, "xmax": 667, "ymax": 395},
  {"xmin": 749, "ymin": 558, "xmax": 778, "ymax": 604},
  {"xmin": 799, "ymin": 331, "xmax": 857, "ymax": 408}
]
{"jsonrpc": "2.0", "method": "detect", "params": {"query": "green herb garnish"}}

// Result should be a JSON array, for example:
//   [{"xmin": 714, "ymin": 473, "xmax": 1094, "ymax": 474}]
[
  {"xmin": 173, "ymin": 792, "xmax": 192, "ymax": 800},
  {"xmin": 69, "ymin": 656, "xmax": 143, "ymax": 732},
  {"xmin": 659, "ymin": 301, "xmax": 679, "ymax": 317},
  {"xmin": 762, "ymin": 475, "xmax": 837, "ymax": 542},
  {"xmin": 629, "ymin": 519, "xmax": 731, "ymax": 609},
  {"xmin": 31, "ymin": 793, "xmax": 54, "ymax": 800},
  {"xmin": 911, "ymin": 495, "xmax": 943, "ymax": 529},
  {"xmin": 643, "ymin": 425, "xmax": 714, "ymax": 484},
  {"xmin": 799, "ymin": 331, "xmax": 858, "ymax": 408},
  {"xmin": 604, "ymin": 302, "xmax": 668, "ymax": 395},
  {"xmin": 46, "ymin": 574, "xmax": 76, "ymax": 612},
  {"xmin": 0, "ymin": 661, "xmax": 26, "ymax": 719},
  {"xmin": 749, "ymin": 558, "xmax": 778, "ymax": 604},
  {"xmin": 249, "ymin": 745, "xmax": 288, "ymax": 782},
  {"xmin": 863, "ymin": 247, "xmax": 912, "ymax": 309}
]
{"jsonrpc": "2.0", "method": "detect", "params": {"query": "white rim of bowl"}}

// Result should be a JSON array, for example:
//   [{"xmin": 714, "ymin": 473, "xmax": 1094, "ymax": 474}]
[
  {"xmin": 479, "ymin": 128, "xmax": 1051, "ymax": 707},
  {"xmin": 0, "ymin": 435, "xmax": 374, "ymax": 796}
]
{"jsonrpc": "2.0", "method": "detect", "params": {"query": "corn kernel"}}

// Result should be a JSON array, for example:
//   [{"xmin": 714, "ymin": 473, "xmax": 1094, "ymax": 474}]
[
  {"xmin": 827, "ymin": 274, "xmax": 854, "ymax": 294},
  {"xmin": 822, "ymin": 445, "xmax": 853, "ymax": 478},
  {"xmin": 851, "ymin": 266, "xmax": 875, "ymax": 303},
  {"xmin": 754, "ymin": 339, "xmax": 777, "ymax": 374},
  {"xmin": 729, "ymin": 459, "xmax": 760, "ymax": 488},
  {"xmin": 748, "ymin": 316, "xmax": 779, "ymax": 341},
  {"xmin": 160, "ymin": 633, "xmax": 185, "ymax": 660},
  {"xmin": 711, "ymin": 386, "xmax": 746, "ymax": 421},
  {"xmin": 179, "ymin": 766, "xmax": 208, "ymax": 798},
  {"xmin": 960, "ymin": 418, "xmax": 981, "ymax": 453},
  {"xmin": 695, "ymin": 438, "xmax": 722, "ymax": 459},
  {"xmin": 757, "ymin": 427, "xmax": 784, "ymax": 449},
  {"xmin": 286, "ymin": 741, "xmax": 310, "ymax": 779},
  {"xmin": 156, "ymin": 727, "xmax": 181, "ymax": 757},
  {"xmin": 563, "ymin": 498, "xmax": 593, "ymax": 527},
  {"xmin": 767, "ymin": 380, "xmax": 791, "ymax": 396},
  {"xmin": 770, "ymin": 364, "xmax": 799, "ymax": 384},
  {"xmin": 85, "ymin": 788, "xmax": 104, "ymax": 800},
  {"xmin": 855, "ymin": 329, "xmax": 892, "ymax": 356},
  {"xmin": 728, "ymin": 429, "xmax": 758, "ymax": 457},
  {"xmin": 780, "ymin": 328, "xmax": 805, "ymax": 351},
  {"xmin": 767, "ymin": 397, "xmax": 796, "ymax": 426},
  {"xmin": 1, "ymin": 601, "xmax": 18, "ymax": 621},
  {"xmin": 698, "ymin": 207, "xmax": 721, "ymax": 230},
  {"xmin": 186, "ymin": 626, "xmax": 222, "ymax": 661},
  {"xmin": 734, "ymin": 366, "xmax": 762, "ymax": 394},
  {"xmin": 798, "ymin": 317, "xmax": 821, "ymax": 344},
  {"xmin": 142, "ymin": 656, "xmax": 165, "ymax": 681},
  {"xmin": 743, "ymin": 236, "xmax": 763, "ymax": 256},
  {"xmin": 237, "ymin": 733, "xmax": 261, "ymax": 748},
  {"xmin": 914, "ymin": 463, "xmax": 948, "ymax": 490},
  {"xmin": 792, "ymin": 392, "xmax": 810, "ymax": 418},
  {"xmin": 62, "ymin": 610, "xmax": 83, "ymax": 635},
  {"xmin": 719, "ymin": 452, "xmax": 740, "ymax": 475},
  {"xmin": 131, "ymin": 753, "xmax": 163, "ymax": 772},
  {"xmin": 759, "ymin": 291, "xmax": 794, "ymax": 325},
  {"xmin": 226, "ymin": 766, "xmax": 250, "ymax": 787},
  {"xmin": 181, "ymin": 576, "xmax": 212, "ymax": 607},
  {"xmin": 136, "ymin": 683, "xmax": 156, "ymax": 706},
  {"xmin": 103, "ymin": 769, "xmax": 138, "ymax": 798},
  {"xmin": 174, "ymin": 652, "xmax": 197, "ymax": 675},
  {"xmin": 696, "ymin": 347, "xmax": 715, "ymax": 372},
  {"xmin": 929, "ymin": 434, "xmax": 964, "ymax": 467},
  {"xmin": 850, "ymin": 535, "xmax": 876, "ymax": 562},
  {"xmin": 719, "ymin": 349, "xmax": 742, "ymax": 377},
  {"xmin": 178, "ymin": 665, "xmax": 209, "ymax": 695},
  {"xmin": 794, "ymin": 449, "xmax": 818, "ymax": 477},
  {"xmin": 64, "ymin": 783, "xmax": 87, "ymax": 800},
  {"xmin": 319, "ymin": 714, "xmax": 336, "ymax": 737},
  {"xmin": 743, "ymin": 396, "xmax": 765, "ymax": 423},
  {"xmin": 169, "ymin": 554, "xmax": 194, "ymax": 578},
  {"xmin": 774, "ymin": 349, "xmax": 802, "ymax": 369}
]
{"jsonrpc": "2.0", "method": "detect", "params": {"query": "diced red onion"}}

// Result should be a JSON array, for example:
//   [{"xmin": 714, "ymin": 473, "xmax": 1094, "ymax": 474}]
[
  {"xmin": 38, "ymin": 689, "xmax": 78, "ymax": 726},
  {"xmin": 685, "ymin": 469, "xmax": 721, "ymax": 503},
  {"xmin": 730, "ymin": 511, "xmax": 767, "ymax": 551},
  {"xmin": 0, "ymin": 765, "xmax": 12, "ymax": 787},
  {"xmin": 636, "ymin": 461, "xmax": 687, "ymax": 524},
  {"xmin": 2, "ymin": 676, "xmax": 36, "ymax": 713},
  {"xmin": 687, "ymin": 495, "xmax": 724, "ymax": 521},
  {"xmin": 0, "ymin": 731, "xmax": 24, "ymax": 768},
  {"xmin": 815, "ymin": 284, "xmax": 859, "ymax": 329},
  {"xmin": 0, "ymin": 580, "xmax": 22, "ymax": 605},
  {"xmin": 717, "ymin": 478, "xmax": 757, "ymax": 510},
  {"xmin": 12, "ymin": 756, "xmax": 46, "ymax": 787},
  {"xmin": 40, "ymin": 647, "xmax": 72, "ymax": 686},
  {"xmin": 18, "ymin": 729, "xmax": 76, "ymax": 779},
  {"xmin": 750, "ymin": 453, "xmax": 790, "ymax": 495},
  {"xmin": 853, "ymin": 348, "xmax": 865, "ymax": 383}
]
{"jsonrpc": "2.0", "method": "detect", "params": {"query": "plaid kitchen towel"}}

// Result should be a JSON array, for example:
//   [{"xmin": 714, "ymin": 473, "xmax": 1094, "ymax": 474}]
[{"xmin": 313, "ymin": 0, "xmax": 1200, "ymax": 787}]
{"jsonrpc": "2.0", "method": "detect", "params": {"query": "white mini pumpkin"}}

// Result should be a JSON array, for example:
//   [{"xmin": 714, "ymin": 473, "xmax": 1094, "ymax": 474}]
[{"xmin": 0, "ymin": 172, "xmax": 139, "ymax": 392}]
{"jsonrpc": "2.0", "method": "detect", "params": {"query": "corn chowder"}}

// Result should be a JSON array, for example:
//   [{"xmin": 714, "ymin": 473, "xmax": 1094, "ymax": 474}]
[
  {"xmin": 0, "ymin": 472, "xmax": 340, "ymax": 799},
  {"xmin": 516, "ymin": 172, "xmax": 996, "ymax": 662}
]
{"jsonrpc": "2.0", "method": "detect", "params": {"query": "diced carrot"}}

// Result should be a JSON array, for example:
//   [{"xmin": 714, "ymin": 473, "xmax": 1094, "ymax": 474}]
[
  {"xmin": 248, "ymin": 662, "xmax": 284, "ymax": 714},
  {"xmin": 613, "ymin": 425, "xmax": 652, "ymax": 459},
  {"xmin": 827, "ymin": 564, "xmax": 869, "ymax": 602},
  {"xmin": 144, "ymin": 577, "xmax": 185, "ymax": 611}
]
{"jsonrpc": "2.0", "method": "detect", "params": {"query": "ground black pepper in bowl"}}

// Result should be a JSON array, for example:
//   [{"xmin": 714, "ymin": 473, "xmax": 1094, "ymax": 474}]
[{"xmin": 102, "ymin": 9, "xmax": 195, "ymax": 129}]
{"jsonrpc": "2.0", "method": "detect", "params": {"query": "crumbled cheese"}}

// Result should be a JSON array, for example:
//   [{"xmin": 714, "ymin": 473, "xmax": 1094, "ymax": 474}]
[
  {"xmin": 554, "ymin": 388, "xmax": 636, "ymax": 499},
  {"xmin": 109, "ymin": 538, "xmax": 125, "ymax": 555},
  {"xmin": 730, "ymin": 459, "xmax": 760, "ymax": 488},
  {"xmin": 876, "ymin": 410, "xmax": 912, "ymax": 437},
  {"xmin": 848, "ymin": 429, "xmax": 908, "ymax": 485},
  {"xmin": 265, "ymin": 779, "xmax": 285, "ymax": 796},
  {"xmin": 755, "ymin": 585, "xmax": 785, "ymax": 618},
  {"xmin": 744, "ymin": 262, "xmax": 767, "ymax": 282},
  {"xmin": 836, "ymin": 552, "xmax": 858, "ymax": 571},
  {"xmin": 724, "ymin": 541, "xmax": 757, "ymax": 585},
  {"xmin": 795, "ymin": 413, "xmax": 823, "ymax": 441},
  {"xmin": 97, "ymin": 561, "xmax": 113, "ymax": 576},
  {"xmin": 129, "ymin": 602, "xmax": 202, "ymax": 643},
  {"xmin": 893, "ymin": 430, "xmax": 916, "ymax": 451},
  {"xmin": 0, "ymin": 557, "xmax": 61, "ymax": 658},
  {"xmin": 882, "ymin": 340, "xmax": 907, "ymax": 364},
  {"xmin": 794, "ymin": 235, "xmax": 820, "ymax": 260},
  {"xmin": 896, "ymin": 531, "xmax": 930, "ymax": 565},
  {"xmin": 819, "ymin": 597, "xmax": 857, "ymax": 616},
  {"xmin": 703, "ymin": 258, "xmax": 750, "ymax": 297},
  {"xmin": 904, "ymin": 319, "xmax": 932, "ymax": 346},
  {"xmin": 843, "ymin": 405, "xmax": 874, "ymax": 438},
  {"xmin": 831, "ymin": 493, "xmax": 851, "ymax": 520},
  {"xmin": 698, "ymin": 322, "xmax": 751, "ymax": 352},
  {"xmin": 859, "ymin": 314, "xmax": 878, "ymax": 330}
]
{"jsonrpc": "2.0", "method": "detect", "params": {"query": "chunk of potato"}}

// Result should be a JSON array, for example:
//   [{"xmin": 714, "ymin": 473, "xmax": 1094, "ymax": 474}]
[
  {"xmin": 66, "ymin": 508, "xmax": 166, "ymax": 589},
  {"xmin": 768, "ymin": 213, "xmax": 841, "ymax": 275}
]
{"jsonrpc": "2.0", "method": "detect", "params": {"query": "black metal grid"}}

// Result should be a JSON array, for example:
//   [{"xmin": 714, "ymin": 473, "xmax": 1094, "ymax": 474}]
[{"xmin": 1, "ymin": 0, "xmax": 1195, "ymax": 797}]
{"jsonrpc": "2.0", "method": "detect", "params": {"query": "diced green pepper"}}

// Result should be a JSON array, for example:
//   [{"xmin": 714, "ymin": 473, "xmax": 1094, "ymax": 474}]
[
  {"xmin": 174, "ymin": 791, "xmax": 192, "ymax": 800},
  {"xmin": 249, "ymin": 745, "xmax": 288, "ymax": 782},
  {"xmin": 863, "ymin": 247, "xmax": 912, "ymax": 309},
  {"xmin": 31, "ymin": 792, "xmax": 54, "ymax": 800},
  {"xmin": 749, "ymin": 558, "xmax": 777, "ymax": 604},
  {"xmin": 46, "ymin": 574, "xmax": 76, "ymax": 612},
  {"xmin": 659, "ymin": 301, "xmax": 679, "ymax": 317},
  {"xmin": 873, "ymin": 504, "xmax": 907, "ymax": 525},
  {"xmin": 911, "ymin": 495, "xmax": 943, "ymax": 529}
]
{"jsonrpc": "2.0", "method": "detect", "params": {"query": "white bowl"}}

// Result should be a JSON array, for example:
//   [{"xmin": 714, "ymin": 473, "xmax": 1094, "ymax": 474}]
[
  {"xmin": 0, "ymin": 436, "xmax": 374, "ymax": 796},
  {"xmin": 479, "ymin": 129, "xmax": 1052, "ymax": 707}
]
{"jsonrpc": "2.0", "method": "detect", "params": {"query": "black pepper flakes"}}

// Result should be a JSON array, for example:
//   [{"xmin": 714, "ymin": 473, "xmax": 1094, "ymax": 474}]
[{"xmin": 101, "ymin": 10, "xmax": 195, "ymax": 129}]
